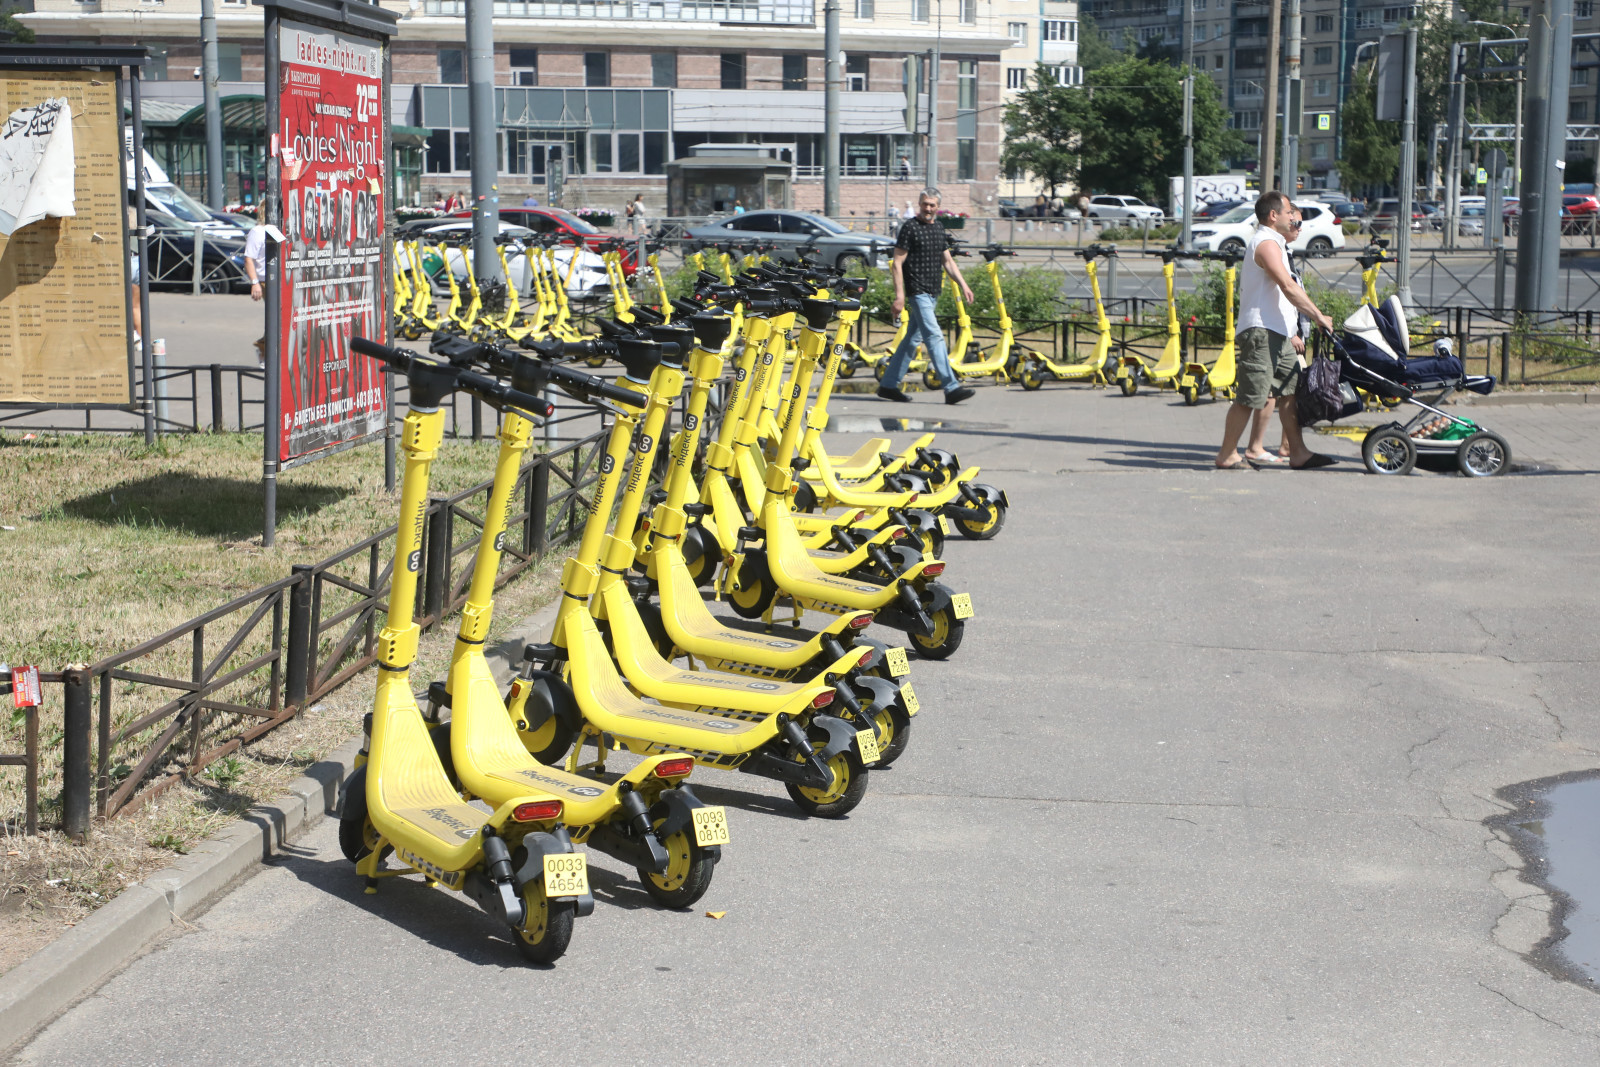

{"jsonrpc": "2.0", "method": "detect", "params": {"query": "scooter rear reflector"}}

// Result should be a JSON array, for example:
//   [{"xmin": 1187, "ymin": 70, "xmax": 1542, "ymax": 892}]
[
  {"xmin": 848, "ymin": 614, "xmax": 873, "ymax": 628},
  {"xmin": 811, "ymin": 691, "xmax": 834, "ymax": 709},
  {"xmin": 653, "ymin": 757, "xmax": 695, "ymax": 778},
  {"xmin": 922, "ymin": 562, "xmax": 946, "ymax": 576},
  {"xmin": 889, "ymin": 528, "xmax": 905, "ymax": 539},
  {"xmin": 512, "ymin": 800, "xmax": 564, "ymax": 822}
]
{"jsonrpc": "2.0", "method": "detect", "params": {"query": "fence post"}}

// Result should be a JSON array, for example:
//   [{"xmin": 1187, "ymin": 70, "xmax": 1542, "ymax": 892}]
[
  {"xmin": 529, "ymin": 459, "xmax": 550, "ymax": 557},
  {"xmin": 192, "ymin": 225, "xmax": 205, "ymax": 296},
  {"xmin": 1493, "ymin": 245, "xmax": 1507, "ymax": 316},
  {"xmin": 210, "ymin": 364, "xmax": 224, "ymax": 432},
  {"xmin": 62, "ymin": 667, "xmax": 91, "ymax": 842},
  {"xmin": 471, "ymin": 397, "xmax": 483, "ymax": 442},
  {"xmin": 423, "ymin": 495, "xmax": 450, "ymax": 625},
  {"xmin": 285, "ymin": 564, "xmax": 313, "ymax": 709},
  {"xmin": 1501, "ymin": 332, "xmax": 1511, "ymax": 383}
]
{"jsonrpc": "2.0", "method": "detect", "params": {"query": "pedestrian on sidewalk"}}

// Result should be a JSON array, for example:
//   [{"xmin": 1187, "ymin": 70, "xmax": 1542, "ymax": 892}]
[
  {"xmin": 243, "ymin": 221, "xmax": 268, "ymax": 364},
  {"xmin": 1215, "ymin": 191, "xmax": 1335, "ymax": 470},
  {"xmin": 878, "ymin": 188, "xmax": 976, "ymax": 406}
]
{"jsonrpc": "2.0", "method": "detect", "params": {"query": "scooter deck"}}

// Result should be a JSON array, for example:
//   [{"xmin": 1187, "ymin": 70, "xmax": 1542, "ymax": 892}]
[{"xmin": 370, "ymin": 680, "xmax": 488, "ymax": 863}]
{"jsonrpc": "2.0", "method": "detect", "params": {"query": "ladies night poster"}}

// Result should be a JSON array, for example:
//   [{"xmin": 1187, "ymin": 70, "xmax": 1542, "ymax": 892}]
[{"xmin": 275, "ymin": 21, "xmax": 387, "ymax": 465}]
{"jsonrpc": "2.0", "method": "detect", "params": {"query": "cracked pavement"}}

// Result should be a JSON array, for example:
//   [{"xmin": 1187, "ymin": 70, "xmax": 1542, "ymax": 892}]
[{"xmin": 14, "ymin": 383, "xmax": 1600, "ymax": 1064}]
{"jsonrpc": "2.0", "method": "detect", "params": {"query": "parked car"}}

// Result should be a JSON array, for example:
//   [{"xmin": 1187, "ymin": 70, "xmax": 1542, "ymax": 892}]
[
  {"xmin": 1369, "ymin": 198, "xmax": 1426, "ymax": 233},
  {"xmin": 997, "ymin": 197, "xmax": 1026, "ymax": 218},
  {"xmin": 684, "ymin": 210, "xmax": 894, "ymax": 272},
  {"xmin": 1188, "ymin": 198, "xmax": 1346, "ymax": 256},
  {"xmin": 1326, "ymin": 201, "xmax": 1366, "ymax": 220},
  {"xmin": 425, "ymin": 206, "xmax": 638, "ymax": 276},
  {"xmin": 1085, "ymin": 194, "xmax": 1164, "ymax": 220},
  {"xmin": 398, "ymin": 220, "xmax": 610, "ymax": 298},
  {"xmin": 1195, "ymin": 199, "xmax": 1245, "ymax": 220}
]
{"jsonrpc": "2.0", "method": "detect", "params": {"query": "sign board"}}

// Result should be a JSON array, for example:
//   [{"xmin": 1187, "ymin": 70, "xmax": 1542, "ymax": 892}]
[
  {"xmin": 273, "ymin": 19, "xmax": 388, "ymax": 466},
  {"xmin": 0, "ymin": 70, "xmax": 130, "ymax": 405},
  {"xmin": 1375, "ymin": 34, "xmax": 1405, "ymax": 123},
  {"xmin": 1316, "ymin": 113, "xmax": 1331, "ymax": 131}
]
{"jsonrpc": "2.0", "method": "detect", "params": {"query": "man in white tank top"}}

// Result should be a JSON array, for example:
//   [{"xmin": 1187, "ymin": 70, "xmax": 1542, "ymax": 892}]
[{"xmin": 1215, "ymin": 191, "xmax": 1336, "ymax": 470}]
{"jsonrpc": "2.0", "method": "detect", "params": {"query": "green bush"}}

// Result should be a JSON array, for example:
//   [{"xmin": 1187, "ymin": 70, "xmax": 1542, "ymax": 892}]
[
  {"xmin": 1174, "ymin": 263, "xmax": 1231, "ymax": 329},
  {"xmin": 1098, "ymin": 222, "xmax": 1182, "ymax": 242},
  {"xmin": 1342, "ymin": 220, "xmax": 1364, "ymax": 236},
  {"xmin": 856, "ymin": 265, "xmax": 1065, "ymax": 329}
]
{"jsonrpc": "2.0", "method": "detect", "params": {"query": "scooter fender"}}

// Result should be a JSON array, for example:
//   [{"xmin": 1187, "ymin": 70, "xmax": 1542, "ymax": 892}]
[
  {"xmin": 913, "ymin": 447, "xmax": 960, "ymax": 475},
  {"xmin": 808, "ymin": 713, "xmax": 860, "ymax": 762},
  {"xmin": 849, "ymin": 674, "xmax": 902, "ymax": 717},
  {"xmin": 515, "ymin": 828, "xmax": 596, "ymax": 916},
  {"xmin": 918, "ymin": 580, "xmax": 956, "ymax": 617},
  {"xmin": 650, "ymin": 786, "xmax": 724, "ymax": 865}
]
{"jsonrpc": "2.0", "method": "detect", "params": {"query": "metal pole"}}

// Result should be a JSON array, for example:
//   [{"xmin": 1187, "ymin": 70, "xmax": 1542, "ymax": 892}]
[
  {"xmin": 200, "ymin": 0, "xmax": 226, "ymax": 210},
  {"xmin": 824, "ymin": 0, "xmax": 841, "ymax": 217},
  {"xmin": 1181, "ymin": 0, "xmax": 1194, "ymax": 249},
  {"xmin": 1262, "ymin": 0, "xmax": 1281, "ymax": 191},
  {"xmin": 1397, "ymin": 25, "xmax": 1417, "ymax": 307},
  {"xmin": 927, "ymin": 4, "xmax": 942, "ymax": 187},
  {"xmin": 132, "ymin": 70, "xmax": 155, "ymax": 446},
  {"xmin": 62, "ymin": 667, "xmax": 91, "ymax": 842},
  {"xmin": 1516, "ymin": 0, "xmax": 1573, "ymax": 318},
  {"xmin": 1283, "ymin": 0, "xmax": 1302, "ymax": 192},
  {"xmin": 466, "ymin": 0, "xmax": 501, "ymax": 283},
  {"xmin": 1445, "ymin": 43, "xmax": 1463, "ymax": 250},
  {"xmin": 1514, "ymin": 72, "xmax": 1524, "ymax": 198},
  {"xmin": 263, "ymin": 11, "xmax": 281, "ymax": 546}
]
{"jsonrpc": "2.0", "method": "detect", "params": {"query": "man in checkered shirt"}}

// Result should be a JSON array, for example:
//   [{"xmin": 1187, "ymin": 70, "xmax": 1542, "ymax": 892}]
[{"xmin": 878, "ymin": 188, "xmax": 976, "ymax": 405}]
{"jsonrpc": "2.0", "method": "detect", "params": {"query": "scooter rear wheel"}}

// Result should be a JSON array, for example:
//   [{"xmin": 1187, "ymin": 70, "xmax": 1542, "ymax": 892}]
[
  {"xmin": 1119, "ymin": 375, "xmax": 1138, "ymax": 396},
  {"xmin": 786, "ymin": 746, "xmax": 868, "ymax": 818},
  {"xmin": 1019, "ymin": 364, "xmax": 1044, "ymax": 391},
  {"xmin": 639, "ymin": 814, "xmax": 716, "ymax": 909},
  {"xmin": 909, "ymin": 603, "xmax": 965, "ymax": 660},
  {"xmin": 514, "ymin": 880, "xmax": 574, "ymax": 964},
  {"xmin": 728, "ymin": 555, "xmax": 776, "ymax": 620},
  {"xmin": 1180, "ymin": 384, "xmax": 1199, "ymax": 406},
  {"xmin": 953, "ymin": 502, "xmax": 1006, "ymax": 541},
  {"xmin": 872, "ymin": 703, "xmax": 912, "ymax": 768},
  {"xmin": 337, "ymin": 767, "xmax": 387, "ymax": 864},
  {"xmin": 922, "ymin": 367, "xmax": 943, "ymax": 391},
  {"xmin": 837, "ymin": 358, "xmax": 858, "ymax": 379}
]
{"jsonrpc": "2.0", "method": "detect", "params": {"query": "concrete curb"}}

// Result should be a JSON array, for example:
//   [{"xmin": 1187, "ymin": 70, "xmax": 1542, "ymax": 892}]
[
  {"xmin": 0, "ymin": 595, "xmax": 565, "ymax": 1058},
  {"xmin": 1460, "ymin": 391, "xmax": 1598, "ymax": 406},
  {"xmin": 0, "ymin": 735, "xmax": 363, "ymax": 1058}
]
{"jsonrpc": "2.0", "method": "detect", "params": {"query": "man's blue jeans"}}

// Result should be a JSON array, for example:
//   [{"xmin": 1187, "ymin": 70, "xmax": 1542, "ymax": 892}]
[{"xmin": 881, "ymin": 292, "xmax": 957, "ymax": 392}]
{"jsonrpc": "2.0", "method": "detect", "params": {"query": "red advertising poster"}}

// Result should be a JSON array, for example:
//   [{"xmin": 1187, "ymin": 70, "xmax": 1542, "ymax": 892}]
[{"xmin": 275, "ymin": 20, "xmax": 387, "ymax": 466}]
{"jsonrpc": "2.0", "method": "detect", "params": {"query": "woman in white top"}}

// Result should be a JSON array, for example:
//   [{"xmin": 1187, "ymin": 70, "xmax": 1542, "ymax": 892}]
[{"xmin": 1214, "ymin": 191, "xmax": 1335, "ymax": 471}]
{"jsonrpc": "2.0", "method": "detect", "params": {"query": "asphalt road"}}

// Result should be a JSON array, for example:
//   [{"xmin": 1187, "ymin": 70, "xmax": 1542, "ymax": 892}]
[{"xmin": 13, "ymin": 379, "xmax": 1600, "ymax": 1065}]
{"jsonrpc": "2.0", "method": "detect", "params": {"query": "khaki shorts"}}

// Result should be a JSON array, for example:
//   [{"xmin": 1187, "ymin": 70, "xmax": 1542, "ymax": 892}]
[{"xmin": 1235, "ymin": 327, "xmax": 1300, "ymax": 410}]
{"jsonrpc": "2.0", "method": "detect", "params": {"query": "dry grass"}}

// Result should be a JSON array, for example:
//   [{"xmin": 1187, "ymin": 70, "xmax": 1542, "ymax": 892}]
[{"xmin": 0, "ymin": 428, "xmax": 569, "ymax": 975}]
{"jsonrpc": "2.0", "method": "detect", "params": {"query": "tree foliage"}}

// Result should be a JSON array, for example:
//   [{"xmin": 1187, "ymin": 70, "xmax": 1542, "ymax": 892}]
[
  {"xmin": 1002, "ymin": 57, "xmax": 1244, "ymax": 204},
  {"xmin": 0, "ymin": 5, "xmax": 34, "ymax": 42},
  {"xmin": 1337, "ymin": 67, "xmax": 1400, "ymax": 193}
]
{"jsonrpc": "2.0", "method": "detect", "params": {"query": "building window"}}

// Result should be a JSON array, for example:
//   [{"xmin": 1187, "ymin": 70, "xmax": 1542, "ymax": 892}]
[
  {"xmin": 617, "ymin": 133, "xmax": 641, "ymax": 172},
  {"xmin": 1006, "ymin": 67, "xmax": 1028, "ymax": 89},
  {"xmin": 1576, "ymin": 67, "xmax": 1591, "ymax": 87},
  {"xmin": 644, "ymin": 131, "xmax": 667, "ymax": 174},
  {"xmin": 652, "ymin": 52, "xmax": 676, "ymax": 88},
  {"xmin": 215, "ymin": 44, "xmax": 243, "ymax": 80},
  {"xmin": 959, "ymin": 0, "xmax": 975, "ymax": 24},
  {"xmin": 590, "ymin": 133, "xmax": 613, "ymax": 172},
  {"xmin": 509, "ymin": 47, "xmax": 537, "ymax": 86},
  {"xmin": 585, "ymin": 52, "xmax": 609, "ymax": 87},
  {"xmin": 1312, "ymin": 77, "xmax": 1330, "ymax": 96},
  {"xmin": 1312, "ymin": 45, "xmax": 1332, "ymax": 64},
  {"xmin": 721, "ymin": 53, "xmax": 745, "ymax": 90},
  {"xmin": 1046, "ymin": 64, "xmax": 1080, "ymax": 85},
  {"xmin": 784, "ymin": 53, "xmax": 807, "ymax": 90},
  {"xmin": 855, "ymin": 0, "xmax": 873, "ymax": 17},
  {"xmin": 1139, "ymin": 25, "xmax": 1165, "ymax": 42},
  {"xmin": 1580, "ymin": 0, "xmax": 1593, "ymax": 16},
  {"xmin": 1214, "ymin": 54, "xmax": 1225, "ymax": 68},
  {"xmin": 1381, "ymin": 6, "xmax": 1414, "ymax": 24},
  {"xmin": 1355, "ymin": 9, "xmax": 1378, "ymax": 28},
  {"xmin": 1214, "ymin": 23, "xmax": 1226, "ymax": 38},
  {"xmin": 1230, "ymin": 110, "xmax": 1261, "ymax": 130},
  {"xmin": 143, "ymin": 44, "xmax": 169, "ymax": 80},
  {"xmin": 1193, "ymin": 0, "xmax": 1206, "ymax": 9},
  {"xmin": 846, "ymin": 54, "xmax": 869, "ymax": 91},
  {"xmin": 957, "ymin": 139, "xmax": 975, "ymax": 180},
  {"xmin": 1042, "ymin": 19, "xmax": 1072, "ymax": 40},
  {"xmin": 1315, "ymin": 13, "xmax": 1333, "ymax": 31},
  {"xmin": 1311, "ymin": 141, "xmax": 1329, "ymax": 159},
  {"xmin": 1233, "ymin": 78, "xmax": 1262, "ymax": 98},
  {"xmin": 438, "ymin": 48, "xmax": 464, "ymax": 85},
  {"xmin": 1572, "ymin": 100, "xmax": 1590, "ymax": 121},
  {"xmin": 911, "ymin": 0, "xmax": 928, "ymax": 20},
  {"xmin": 1008, "ymin": 21, "xmax": 1028, "ymax": 42},
  {"xmin": 958, "ymin": 59, "xmax": 977, "ymax": 109}
]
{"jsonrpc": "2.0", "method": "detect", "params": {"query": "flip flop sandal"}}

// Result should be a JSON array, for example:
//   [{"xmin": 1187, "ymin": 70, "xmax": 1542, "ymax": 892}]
[
  {"xmin": 1214, "ymin": 460, "xmax": 1253, "ymax": 471},
  {"xmin": 1292, "ymin": 454, "xmax": 1337, "ymax": 470}
]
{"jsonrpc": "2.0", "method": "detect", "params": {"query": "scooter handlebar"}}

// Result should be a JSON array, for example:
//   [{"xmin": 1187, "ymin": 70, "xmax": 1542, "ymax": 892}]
[{"xmin": 350, "ymin": 336, "xmax": 553, "ymax": 417}]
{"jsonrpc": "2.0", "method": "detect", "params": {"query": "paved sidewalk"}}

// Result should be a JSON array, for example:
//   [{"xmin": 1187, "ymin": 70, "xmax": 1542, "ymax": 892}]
[{"xmin": 13, "ymin": 382, "xmax": 1600, "ymax": 1064}]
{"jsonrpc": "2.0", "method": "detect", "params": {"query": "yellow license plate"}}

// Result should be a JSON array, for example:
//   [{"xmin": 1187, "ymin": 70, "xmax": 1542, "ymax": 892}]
[
  {"xmin": 950, "ymin": 592, "xmax": 974, "ymax": 620},
  {"xmin": 691, "ymin": 806, "xmax": 731, "ymax": 847},
  {"xmin": 542, "ymin": 852, "xmax": 589, "ymax": 898},
  {"xmin": 938, "ymin": 515, "xmax": 951, "ymax": 535},
  {"xmin": 900, "ymin": 681, "xmax": 920, "ymax": 716},
  {"xmin": 855, "ymin": 728, "xmax": 882, "ymax": 763},
  {"xmin": 884, "ymin": 646, "xmax": 910, "ymax": 677}
]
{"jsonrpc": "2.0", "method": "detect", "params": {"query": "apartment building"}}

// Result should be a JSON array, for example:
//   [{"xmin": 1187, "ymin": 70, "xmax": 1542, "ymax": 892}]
[{"xmin": 20, "ymin": 0, "xmax": 1012, "ymax": 215}]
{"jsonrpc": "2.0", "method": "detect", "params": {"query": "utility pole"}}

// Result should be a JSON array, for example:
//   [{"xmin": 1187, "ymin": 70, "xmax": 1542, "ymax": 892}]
[
  {"xmin": 824, "ymin": 0, "xmax": 841, "ymax": 217},
  {"xmin": 1516, "ymin": 0, "xmax": 1574, "ymax": 318},
  {"xmin": 1282, "ymin": 0, "xmax": 1302, "ymax": 193},
  {"xmin": 1444, "ymin": 43, "xmax": 1464, "ymax": 250},
  {"xmin": 1397, "ymin": 25, "xmax": 1417, "ymax": 306},
  {"xmin": 466, "ymin": 0, "xmax": 501, "ymax": 283},
  {"xmin": 927, "ymin": 0, "xmax": 942, "ymax": 187},
  {"xmin": 1181, "ymin": 0, "xmax": 1194, "ymax": 247},
  {"xmin": 1262, "ymin": 0, "xmax": 1281, "ymax": 191},
  {"xmin": 199, "ymin": 0, "xmax": 225, "ymax": 209}
]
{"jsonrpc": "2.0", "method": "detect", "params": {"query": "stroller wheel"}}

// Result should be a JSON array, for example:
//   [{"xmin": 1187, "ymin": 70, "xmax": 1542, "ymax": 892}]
[
  {"xmin": 1362, "ymin": 427, "xmax": 1417, "ymax": 476},
  {"xmin": 1456, "ymin": 431, "xmax": 1511, "ymax": 477}
]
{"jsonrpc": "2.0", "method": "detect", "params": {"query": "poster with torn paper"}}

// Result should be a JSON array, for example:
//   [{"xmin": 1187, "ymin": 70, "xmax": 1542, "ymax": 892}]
[
  {"xmin": 0, "ymin": 70, "xmax": 130, "ymax": 405},
  {"xmin": 0, "ymin": 96, "xmax": 76, "ymax": 237}
]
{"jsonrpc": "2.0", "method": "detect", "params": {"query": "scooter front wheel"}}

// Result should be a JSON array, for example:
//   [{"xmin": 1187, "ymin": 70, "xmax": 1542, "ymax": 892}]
[
  {"xmin": 922, "ymin": 367, "xmax": 943, "ymax": 391},
  {"xmin": 337, "ymin": 767, "xmax": 388, "ymax": 864},
  {"xmin": 787, "ymin": 746, "xmax": 868, "ymax": 817},
  {"xmin": 514, "ymin": 879, "xmax": 575, "ymax": 964},
  {"xmin": 909, "ymin": 601, "xmax": 965, "ymax": 661},
  {"xmin": 837, "ymin": 358, "xmax": 858, "ymax": 379},
  {"xmin": 639, "ymin": 815, "xmax": 716, "ymax": 909},
  {"xmin": 1180, "ymin": 384, "xmax": 1199, "ymax": 406},
  {"xmin": 1019, "ymin": 363, "xmax": 1043, "ymax": 391},
  {"xmin": 872, "ymin": 703, "xmax": 912, "ymax": 768},
  {"xmin": 953, "ymin": 501, "xmax": 1006, "ymax": 541},
  {"xmin": 728, "ymin": 555, "xmax": 777, "ymax": 620},
  {"xmin": 1119, "ymin": 375, "xmax": 1139, "ymax": 396}
]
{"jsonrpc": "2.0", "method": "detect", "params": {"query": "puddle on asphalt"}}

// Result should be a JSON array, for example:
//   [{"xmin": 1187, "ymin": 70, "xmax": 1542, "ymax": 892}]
[
  {"xmin": 827, "ymin": 416, "xmax": 1007, "ymax": 433},
  {"xmin": 1490, "ymin": 772, "xmax": 1600, "ymax": 987}
]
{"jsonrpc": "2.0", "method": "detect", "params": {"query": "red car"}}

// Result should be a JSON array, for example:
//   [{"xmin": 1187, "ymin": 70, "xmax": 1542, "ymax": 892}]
[{"xmin": 448, "ymin": 206, "xmax": 637, "ymax": 276}]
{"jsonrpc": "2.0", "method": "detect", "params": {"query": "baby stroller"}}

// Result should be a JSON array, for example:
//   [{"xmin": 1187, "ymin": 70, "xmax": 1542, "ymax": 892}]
[{"xmin": 1326, "ymin": 295, "xmax": 1511, "ymax": 476}]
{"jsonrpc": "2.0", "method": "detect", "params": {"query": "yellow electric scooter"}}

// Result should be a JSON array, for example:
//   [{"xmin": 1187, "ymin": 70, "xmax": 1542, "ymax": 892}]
[
  {"xmin": 1113, "ymin": 248, "xmax": 1185, "ymax": 396},
  {"xmin": 1018, "ymin": 244, "xmax": 1120, "ymax": 390},
  {"xmin": 1176, "ymin": 250, "xmax": 1241, "ymax": 405}
]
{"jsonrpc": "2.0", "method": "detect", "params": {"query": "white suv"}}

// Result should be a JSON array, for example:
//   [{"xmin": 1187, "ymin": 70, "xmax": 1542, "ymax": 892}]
[
  {"xmin": 1086, "ymin": 195, "xmax": 1164, "ymax": 221},
  {"xmin": 1189, "ymin": 198, "xmax": 1347, "ymax": 256}
]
